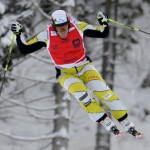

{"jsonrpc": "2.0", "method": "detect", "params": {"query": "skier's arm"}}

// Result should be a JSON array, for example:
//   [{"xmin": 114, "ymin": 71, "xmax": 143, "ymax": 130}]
[
  {"xmin": 11, "ymin": 22, "xmax": 47, "ymax": 55},
  {"xmin": 77, "ymin": 12, "xmax": 109, "ymax": 38},
  {"xmin": 80, "ymin": 22, "xmax": 109, "ymax": 38},
  {"xmin": 16, "ymin": 33, "xmax": 47, "ymax": 55}
]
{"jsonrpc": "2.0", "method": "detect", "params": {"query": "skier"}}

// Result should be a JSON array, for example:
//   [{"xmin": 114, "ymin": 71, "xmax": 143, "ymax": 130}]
[{"xmin": 11, "ymin": 10, "xmax": 143, "ymax": 138}]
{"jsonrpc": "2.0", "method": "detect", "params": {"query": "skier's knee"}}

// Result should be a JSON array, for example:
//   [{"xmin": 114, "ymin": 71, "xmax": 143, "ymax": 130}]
[{"xmin": 75, "ymin": 92, "xmax": 92, "ymax": 106}]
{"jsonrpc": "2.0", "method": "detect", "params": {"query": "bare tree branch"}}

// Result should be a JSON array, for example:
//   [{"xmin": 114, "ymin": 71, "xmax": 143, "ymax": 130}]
[
  {"xmin": 30, "ymin": 53, "xmax": 53, "ymax": 64},
  {"xmin": 0, "ymin": 94, "xmax": 55, "ymax": 111},
  {"xmin": 38, "ymin": 141, "xmax": 52, "ymax": 150},
  {"xmin": 0, "ymin": 130, "xmax": 55, "ymax": 141},
  {"xmin": 10, "ymin": 73, "xmax": 56, "ymax": 83},
  {"xmin": 0, "ymin": 95, "xmax": 57, "ymax": 111},
  {"xmin": 24, "ymin": 111, "xmax": 60, "ymax": 120},
  {"xmin": 48, "ymin": 0, "xmax": 75, "ymax": 7},
  {"xmin": 31, "ymin": 0, "xmax": 51, "ymax": 20}
]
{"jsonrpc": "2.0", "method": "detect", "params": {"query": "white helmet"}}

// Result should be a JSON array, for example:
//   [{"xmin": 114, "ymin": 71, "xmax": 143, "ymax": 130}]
[{"xmin": 51, "ymin": 10, "xmax": 70, "ymax": 27}]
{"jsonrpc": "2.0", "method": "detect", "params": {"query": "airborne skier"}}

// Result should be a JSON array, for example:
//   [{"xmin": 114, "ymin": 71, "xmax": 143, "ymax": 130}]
[{"xmin": 11, "ymin": 10, "xmax": 143, "ymax": 138}]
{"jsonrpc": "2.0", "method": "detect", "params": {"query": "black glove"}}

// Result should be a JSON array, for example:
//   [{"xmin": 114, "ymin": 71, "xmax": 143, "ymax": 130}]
[
  {"xmin": 97, "ymin": 12, "xmax": 108, "ymax": 25},
  {"xmin": 11, "ymin": 22, "xmax": 22, "ymax": 35}
]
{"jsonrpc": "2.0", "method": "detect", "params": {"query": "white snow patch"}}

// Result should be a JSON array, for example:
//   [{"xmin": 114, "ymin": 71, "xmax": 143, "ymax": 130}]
[{"xmin": 0, "ymin": 2, "xmax": 5, "ymax": 14}]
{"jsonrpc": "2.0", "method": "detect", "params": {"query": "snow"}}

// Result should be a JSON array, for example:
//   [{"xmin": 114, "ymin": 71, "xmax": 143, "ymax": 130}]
[
  {"xmin": 56, "ymin": 127, "xmax": 69, "ymax": 139},
  {"xmin": 0, "ymin": 1, "xmax": 5, "ymax": 14},
  {"xmin": 0, "ymin": 0, "xmax": 150, "ymax": 150},
  {"xmin": 62, "ymin": 0, "xmax": 75, "ymax": 7}
]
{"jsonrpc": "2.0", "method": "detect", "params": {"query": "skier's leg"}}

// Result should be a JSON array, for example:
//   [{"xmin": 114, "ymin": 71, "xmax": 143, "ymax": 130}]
[
  {"xmin": 78, "ymin": 62, "xmax": 127, "ymax": 120},
  {"xmin": 79, "ymin": 62, "xmax": 143, "ymax": 137},
  {"xmin": 58, "ymin": 73, "xmax": 106, "ymax": 122},
  {"xmin": 58, "ymin": 66, "xmax": 121, "ymax": 136},
  {"xmin": 57, "ymin": 66, "xmax": 123, "ymax": 136}
]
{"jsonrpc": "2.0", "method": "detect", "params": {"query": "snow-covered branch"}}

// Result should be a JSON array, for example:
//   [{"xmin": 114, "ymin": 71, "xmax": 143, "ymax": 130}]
[
  {"xmin": 1, "ymin": 96, "xmax": 58, "ymax": 111},
  {"xmin": 0, "ymin": 130, "xmax": 55, "ymax": 141},
  {"xmin": 0, "ymin": 95, "xmax": 57, "ymax": 111},
  {"xmin": 11, "ymin": 82, "xmax": 40, "ymax": 96},
  {"xmin": 25, "ymin": 94, "xmax": 55, "ymax": 103},
  {"xmin": 10, "ymin": 72, "xmax": 56, "ymax": 83},
  {"xmin": 31, "ymin": 0, "xmax": 51, "ymax": 20},
  {"xmin": 30, "ymin": 53, "xmax": 53, "ymax": 64},
  {"xmin": 26, "ymin": 112, "xmax": 60, "ymax": 120},
  {"xmin": 48, "ymin": 0, "xmax": 75, "ymax": 7}
]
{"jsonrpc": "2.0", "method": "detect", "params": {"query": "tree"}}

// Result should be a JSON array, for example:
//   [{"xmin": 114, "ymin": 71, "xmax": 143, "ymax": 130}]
[
  {"xmin": 52, "ymin": 83, "xmax": 70, "ymax": 150},
  {"xmin": 0, "ymin": 0, "xmax": 34, "ymax": 86},
  {"xmin": 95, "ymin": 0, "xmax": 119, "ymax": 150},
  {"xmin": 96, "ymin": 0, "xmax": 150, "ymax": 150},
  {"xmin": 1, "ymin": 1, "xmax": 75, "ymax": 150},
  {"xmin": 1, "ymin": 0, "xmax": 150, "ymax": 150}
]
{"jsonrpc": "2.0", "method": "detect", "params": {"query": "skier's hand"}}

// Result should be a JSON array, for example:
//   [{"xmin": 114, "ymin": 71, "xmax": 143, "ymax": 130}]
[
  {"xmin": 97, "ymin": 12, "xmax": 108, "ymax": 25},
  {"xmin": 11, "ymin": 22, "xmax": 22, "ymax": 35}
]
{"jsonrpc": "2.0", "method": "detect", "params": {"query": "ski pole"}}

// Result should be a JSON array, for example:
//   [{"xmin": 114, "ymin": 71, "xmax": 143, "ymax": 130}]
[
  {"xmin": 108, "ymin": 18, "xmax": 150, "ymax": 36},
  {"xmin": 0, "ymin": 34, "xmax": 16, "ymax": 96}
]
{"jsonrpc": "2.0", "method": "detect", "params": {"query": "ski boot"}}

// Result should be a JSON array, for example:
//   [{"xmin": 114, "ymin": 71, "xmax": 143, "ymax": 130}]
[
  {"xmin": 127, "ymin": 126, "xmax": 144, "ymax": 138},
  {"xmin": 120, "ymin": 119, "xmax": 144, "ymax": 138},
  {"xmin": 110, "ymin": 125, "xmax": 124, "ymax": 138},
  {"xmin": 100, "ymin": 117, "xmax": 124, "ymax": 138}
]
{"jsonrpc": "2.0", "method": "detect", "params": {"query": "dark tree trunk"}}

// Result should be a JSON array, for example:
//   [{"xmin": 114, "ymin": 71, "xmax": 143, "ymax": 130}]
[
  {"xmin": 95, "ymin": 0, "xmax": 119, "ymax": 150},
  {"xmin": 52, "ymin": 83, "xmax": 70, "ymax": 150}
]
